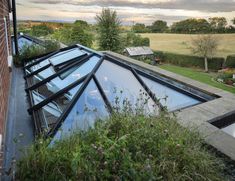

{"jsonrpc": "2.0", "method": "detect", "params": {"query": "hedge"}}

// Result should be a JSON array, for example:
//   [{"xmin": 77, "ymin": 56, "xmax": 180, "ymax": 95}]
[
  {"xmin": 154, "ymin": 51, "xmax": 225, "ymax": 70},
  {"xmin": 225, "ymin": 55, "xmax": 235, "ymax": 68}
]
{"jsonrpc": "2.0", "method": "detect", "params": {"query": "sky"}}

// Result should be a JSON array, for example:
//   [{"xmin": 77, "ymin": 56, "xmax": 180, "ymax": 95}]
[{"xmin": 16, "ymin": 0, "xmax": 235, "ymax": 25}]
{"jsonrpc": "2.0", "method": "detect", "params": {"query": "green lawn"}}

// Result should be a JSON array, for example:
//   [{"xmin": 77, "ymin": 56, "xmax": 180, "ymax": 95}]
[{"xmin": 159, "ymin": 64, "xmax": 235, "ymax": 94}]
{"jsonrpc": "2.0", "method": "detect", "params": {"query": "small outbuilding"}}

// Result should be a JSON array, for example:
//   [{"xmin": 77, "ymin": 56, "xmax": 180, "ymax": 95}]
[{"xmin": 124, "ymin": 46, "xmax": 158, "ymax": 64}]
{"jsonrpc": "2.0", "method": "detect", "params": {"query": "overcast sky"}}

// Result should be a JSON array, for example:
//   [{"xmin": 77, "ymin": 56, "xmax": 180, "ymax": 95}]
[{"xmin": 16, "ymin": 0, "xmax": 235, "ymax": 25}]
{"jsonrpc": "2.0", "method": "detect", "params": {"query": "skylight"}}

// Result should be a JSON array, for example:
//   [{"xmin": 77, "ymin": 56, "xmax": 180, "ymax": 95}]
[{"xmin": 24, "ymin": 44, "xmax": 207, "ymax": 142}]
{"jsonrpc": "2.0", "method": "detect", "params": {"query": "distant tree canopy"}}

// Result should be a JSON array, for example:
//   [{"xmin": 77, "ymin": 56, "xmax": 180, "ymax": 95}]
[
  {"xmin": 171, "ymin": 18, "xmax": 211, "ymax": 34},
  {"xmin": 132, "ymin": 23, "xmax": 149, "ymax": 33},
  {"xmin": 31, "ymin": 24, "xmax": 53, "ymax": 37},
  {"xmin": 131, "ymin": 17, "xmax": 235, "ymax": 34},
  {"xmin": 150, "ymin": 20, "xmax": 168, "ymax": 33},
  {"xmin": 74, "ymin": 20, "xmax": 89, "ymax": 29},
  {"xmin": 208, "ymin": 17, "xmax": 227, "ymax": 33},
  {"xmin": 52, "ymin": 20, "xmax": 93, "ymax": 47},
  {"xmin": 96, "ymin": 8, "xmax": 121, "ymax": 51},
  {"xmin": 232, "ymin": 18, "xmax": 235, "ymax": 25}
]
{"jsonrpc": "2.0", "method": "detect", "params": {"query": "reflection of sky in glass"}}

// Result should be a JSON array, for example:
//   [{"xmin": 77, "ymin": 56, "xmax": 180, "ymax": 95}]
[
  {"xmin": 49, "ymin": 48, "xmax": 86, "ymax": 66},
  {"xmin": 28, "ymin": 48, "xmax": 86, "ymax": 73},
  {"xmin": 18, "ymin": 37, "xmax": 34, "ymax": 49},
  {"xmin": 51, "ymin": 79, "xmax": 109, "ymax": 143},
  {"xmin": 140, "ymin": 75, "xmax": 200, "ymax": 111},
  {"xmin": 32, "ymin": 56, "xmax": 99, "ymax": 105},
  {"xmin": 96, "ymin": 60, "xmax": 157, "ymax": 114}
]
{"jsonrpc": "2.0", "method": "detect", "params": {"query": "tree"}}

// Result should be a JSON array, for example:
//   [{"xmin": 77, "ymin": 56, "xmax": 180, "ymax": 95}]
[
  {"xmin": 232, "ymin": 18, "xmax": 235, "ymax": 25},
  {"xmin": 209, "ymin": 17, "xmax": 227, "ymax": 33},
  {"xmin": 96, "ymin": 8, "xmax": 121, "ymax": 51},
  {"xmin": 74, "ymin": 20, "xmax": 89, "ymax": 29},
  {"xmin": 171, "ymin": 18, "xmax": 210, "ymax": 34},
  {"xmin": 70, "ymin": 25, "xmax": 93, "ymax": 47},
  {"xmin": 150, "ymin": 20, "xmax": 168, "ymax": 33},
  {"xmin": 125, "ymin": 32, "xmax": 150, "ymax": 47},
  {"xmin": 132, "ymin": 23, "xmax": 149, "ymax": 33},
  {"xmin": 190, "ymin": 35, "xmax": 219, "ymax": 72},
  {"xmin": 31, "ymin": 24, "xmax": 53, "ymax": 37}
]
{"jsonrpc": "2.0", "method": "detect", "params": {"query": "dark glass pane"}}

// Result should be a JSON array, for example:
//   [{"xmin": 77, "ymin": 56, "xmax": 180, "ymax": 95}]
[
  {"xmin": 140, "ymin": 75, "xmax": 201, "ymax": 111},
  {"xmin": 96, "ymin": 60, "xmax": 157, "ymax": 114},
  {"xmin": 51, "ymin": 79, "xmax": 109, "ymax": 142},
  {"xmin": 31, "ymin": 56, "xmax": 100, "ymax": 104},
  {"xmin": 34, "ymin": 84, "xmax": 82, "ymax": 132}
]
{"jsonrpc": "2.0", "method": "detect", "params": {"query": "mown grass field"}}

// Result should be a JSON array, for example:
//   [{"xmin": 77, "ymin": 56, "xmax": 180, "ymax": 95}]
[
  {"xmin": 140, "ymin": 33, "xmax": 235, "ymax": 58},
  {"xmin": 159, "ymin": 64, "xmax": 235, "ymax": 94}
]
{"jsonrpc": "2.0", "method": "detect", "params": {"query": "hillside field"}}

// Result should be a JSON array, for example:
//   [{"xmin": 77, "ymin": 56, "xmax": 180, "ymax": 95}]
[{"xmin": 140, "ymin": 33, "xmax": 235, "ymax": 58}]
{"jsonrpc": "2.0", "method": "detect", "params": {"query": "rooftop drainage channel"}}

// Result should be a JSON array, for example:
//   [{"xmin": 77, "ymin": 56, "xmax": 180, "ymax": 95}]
[{"xmin": 209, "ymin": 111, "xmax": 235, "ymax": 138}]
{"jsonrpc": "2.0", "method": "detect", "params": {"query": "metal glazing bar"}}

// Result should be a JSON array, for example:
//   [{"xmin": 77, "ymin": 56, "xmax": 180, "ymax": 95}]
[
  {"xmin": 47, "ymin": 56, "xmax": 105, "ymax": 138},
  {"xmin": 26, "ymin": 53, "xmax": 94, "ymax": 91}
]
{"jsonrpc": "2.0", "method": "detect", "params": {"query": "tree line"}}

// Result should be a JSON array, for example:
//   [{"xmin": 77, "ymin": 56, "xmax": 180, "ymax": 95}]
[{"xmin": 133, "ymin": 17, "xmax": 235, "ymax": 34}]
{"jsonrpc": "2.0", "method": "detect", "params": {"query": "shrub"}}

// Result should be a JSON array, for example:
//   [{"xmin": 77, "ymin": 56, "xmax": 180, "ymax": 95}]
[
  {"xmin": 30, "ymin": 24, "xmax": 54, "ymax": 37},
  {"xmin": 125, "ymin": 32, "xmax": 150, "ymax": 47},
  {"xmin": 43, "ymin": 40, "xmax": 60, "ymax": 53},
  {"xmin": 14, "ymin": 44, "xmax": 45, "ymax": 66},
  {"xmin": 13, "ymin": 40, "xmax": 60, "ymax": 66},
  {"xmin": 157, "ymin": 51, "xmax": 224, "ymax": 70},
  {"xmin": 17, "ymin": 113, "xmax": 225, "ymax": 180},
  {"xmin": 225, "ymin": 55, "xmax": 235, "ymax": 68}
]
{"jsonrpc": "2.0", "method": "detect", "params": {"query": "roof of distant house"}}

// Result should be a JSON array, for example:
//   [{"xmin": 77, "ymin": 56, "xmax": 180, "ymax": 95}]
[{"xmin": 124, "ymin": 46, "xmax": 154, "ymax": 56}]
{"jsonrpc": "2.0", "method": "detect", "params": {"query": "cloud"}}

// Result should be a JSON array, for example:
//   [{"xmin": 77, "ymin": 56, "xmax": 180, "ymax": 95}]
[
  {"xmin": 17, "ymin": 0, "xmax": 235, "ymax": 25},
  {"xmin": 29, "ymin": 0, "xmax": 235, "ymax": 12}
]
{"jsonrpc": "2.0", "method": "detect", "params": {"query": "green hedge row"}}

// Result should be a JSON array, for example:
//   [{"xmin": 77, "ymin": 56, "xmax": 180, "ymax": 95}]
[
  {"xmin": 154, "ymin": 51, "xmax": 225, "ymax": 70},
  {"xmin": 225, "ymin": 55, "xmax": 235, "ymax": 68}
]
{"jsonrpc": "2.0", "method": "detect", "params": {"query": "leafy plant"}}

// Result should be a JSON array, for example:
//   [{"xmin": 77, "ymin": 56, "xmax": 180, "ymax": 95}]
[
  {"xmin": 96, "ymin": 8, "xmax": 121, "ymax": 52},
  {"xmin": 13, "ymin": 40, "xmax": 60, "ymax": 66},
  {"xmin": 17, "ymin": 113, "xmax": 225, "ymax": 180}
]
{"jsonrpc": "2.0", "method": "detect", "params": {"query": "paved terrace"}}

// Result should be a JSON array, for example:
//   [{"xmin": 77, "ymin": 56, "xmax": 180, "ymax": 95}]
[{"xmin": 105, "ymin": 51, "xmax": 235, "ymax": 160}]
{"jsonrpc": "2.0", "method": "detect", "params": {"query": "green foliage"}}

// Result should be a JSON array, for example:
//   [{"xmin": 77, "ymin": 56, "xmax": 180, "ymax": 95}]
[
  {"xmin": 160, "ymin": 64, "xmax": 235, "ymax": 94},
  {"xmin": 125, "ymin": 32, "xmax": 150, "ymax": 47},
  {"xmin": 158, "ymin": 51, "xmax": 224, "ymax": 70},
  {"xmin": 52, "ymin": 21, "xmax": 93, "ymax": 47},
  {"xmin": 232, "ymin": 18, "xmax": 235, "ymax": 25},
  {"xmin": 225, "ymin": 55, "xmax": 235, "ymax": 68},
  {"xmin": 171, "ymin": 18, "xmax": 211, "ymax": 34},
  {"xmin": 209, "ymin": 17, "xmax": 227, "ymax": 33},
  {"xmin": 132, "ymin": 23, "xmax": 149, "ymax": 33},
  {"xmin": 150, "ymin": 20, "xmax": 168, "ymax": 33},
  {"xmin": 70, "ymin": 25, "xmax": 93, "ymax": 47},
  {"xmin": 43, "ymin": 40, "xmax": 60, "ymax": 53},
  {"xmin": 13, "ymin": 40, "xmax": 60, "ymax": 66},
  {"xmin": 13, "ymin": 44, "xmax": 45, "ymax": 66},
  {"xmin": 74, "ymin": 20, "xmax": 89, "ymax": 29},
  {"xmin": 17, "ymin": 113, "xmax": 225, "ymax": 180},
  {"xmin": 96, "ymin": 8, "xmax": 121, "ymax": 51},
  {"xmin": 30, "ymin": 24, "xmax": 54, "ymax": 37}
]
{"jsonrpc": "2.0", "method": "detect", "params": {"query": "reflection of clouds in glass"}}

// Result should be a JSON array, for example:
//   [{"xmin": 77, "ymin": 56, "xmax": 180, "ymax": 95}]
[
  {"xmin": 104, "ymin": 76, "xmax": 108, "ymax": 81},
  {"xmin": 72, "ymin": 73, "xmax": 81, "ymax": 78}
]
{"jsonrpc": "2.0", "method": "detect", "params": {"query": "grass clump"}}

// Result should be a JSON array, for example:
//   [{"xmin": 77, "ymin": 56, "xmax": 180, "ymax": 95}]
[{"xmin": 17, "ymin": 113, "xmax": 225, "ymax": 180}]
